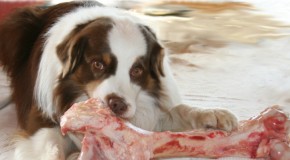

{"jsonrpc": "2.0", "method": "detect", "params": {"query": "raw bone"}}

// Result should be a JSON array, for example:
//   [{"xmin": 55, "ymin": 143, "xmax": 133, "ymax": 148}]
[{"xmin": 61, "ymin": 98, "xmax": 290, "ymax": 160}]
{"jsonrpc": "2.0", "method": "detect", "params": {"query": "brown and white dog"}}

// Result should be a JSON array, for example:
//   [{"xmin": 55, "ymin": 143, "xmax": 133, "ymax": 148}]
[{"xmin": 0, "ymin": 1, "xmax": 237, "ymax": 159}]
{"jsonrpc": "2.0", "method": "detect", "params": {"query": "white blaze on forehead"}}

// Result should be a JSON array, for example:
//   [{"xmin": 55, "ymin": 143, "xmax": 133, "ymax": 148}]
[{"xmin": 108, "ymin": 19, "xmax": 147, "ymax": 68}]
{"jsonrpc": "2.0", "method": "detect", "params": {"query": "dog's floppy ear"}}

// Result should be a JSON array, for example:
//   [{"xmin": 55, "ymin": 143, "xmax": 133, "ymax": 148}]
[
  {"xmin": 140, "ymin": 25, "xmax": 165, "ymax": 80},
  {"xmin": 148, "ymin": 39, "xmax": 165, "ymax": 79},
  {"xmin": 57, "ymin": 35, "xmax": 88, "ymax": 78}
]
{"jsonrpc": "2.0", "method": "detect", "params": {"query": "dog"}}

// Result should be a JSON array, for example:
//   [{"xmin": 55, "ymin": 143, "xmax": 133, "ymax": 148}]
[{"xmin": 0, "ymin": 1, "xmax": 237, "ymax": 159}]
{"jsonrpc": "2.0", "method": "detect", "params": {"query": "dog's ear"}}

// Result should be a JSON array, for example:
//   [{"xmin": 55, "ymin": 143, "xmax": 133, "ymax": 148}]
[
  {"xmin": 57, "ymin": 36, "xmax": 88, "ymax": 78},
  {"xmin": 0, "ymin": 7, "xmax": 42, "ymax": 75},
  {"xmin": 148, "ymin": 39, "xmax": 165, "ymax": 79},
  {"xmin": 140, "ymin": 25, "xmax": 165, "ymax": 80}
]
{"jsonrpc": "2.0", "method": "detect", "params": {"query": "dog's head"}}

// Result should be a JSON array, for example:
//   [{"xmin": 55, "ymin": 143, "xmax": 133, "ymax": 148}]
[
  {"xmin": 34, "ymin": 3, "xmax": 168, "ymax": 130},
  {"xmin": 57, "ymin": 18, "xmax": 164, "ymax": 117}
]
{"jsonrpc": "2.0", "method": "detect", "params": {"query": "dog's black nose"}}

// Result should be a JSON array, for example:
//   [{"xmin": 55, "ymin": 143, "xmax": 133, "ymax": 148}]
[{"xmin": 108, "ymin": 96, "xmax": 127, "ymax": 115}]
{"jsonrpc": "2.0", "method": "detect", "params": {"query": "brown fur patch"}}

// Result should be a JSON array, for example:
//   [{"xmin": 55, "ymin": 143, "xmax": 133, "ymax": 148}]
[
  {"xmin": 0, "ymin": 1, "xmax": 102, "ymax": 135},
  {"xmin": 102, "ymin": 53, "xmax": 113, "ymax": 66},
  {"xmin": 139, "ymin": 25, "xmax": 164, "ymax": 80},
  {"xmin": 26, "ymin": 105, "xmax": 55, "ymax": 135}
]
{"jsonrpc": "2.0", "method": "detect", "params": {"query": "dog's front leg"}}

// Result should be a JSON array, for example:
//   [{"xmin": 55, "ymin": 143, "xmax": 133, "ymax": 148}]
[
  {"xmin": 163, "ymin": 104, "xmax": 238, "ymax": 132},
  {"xmin": 13, "ymin": 128, "xmax": 77, "ymax": 160}
]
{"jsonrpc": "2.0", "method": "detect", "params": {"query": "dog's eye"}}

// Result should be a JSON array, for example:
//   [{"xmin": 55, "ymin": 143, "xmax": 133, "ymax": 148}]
[
  {"xmin": 130, "ymin": 66, "xmax": 143, "ymax": 78},
  {"xmin": 91, "ymin": 60, "xmax": 105, "ymax": 71}
]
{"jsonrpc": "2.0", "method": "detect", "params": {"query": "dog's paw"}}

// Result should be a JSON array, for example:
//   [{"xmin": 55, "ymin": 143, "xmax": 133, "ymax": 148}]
[
  {"xmin": 192, "ymin": 108, "xmax": 238, "ymax": 131},
  {"xmin": 13, "ymin": 128, "xmax": 67, "ymax": 160}
]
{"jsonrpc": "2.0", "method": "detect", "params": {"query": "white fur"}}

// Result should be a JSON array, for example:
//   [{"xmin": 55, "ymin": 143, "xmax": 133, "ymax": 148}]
[
  {"xmin": 159, "ymin": 54, "xmax": 182, "ymax": 107},
  {"xmin": 35, "ymin": 5, "xmax": 142, "ymax": 119},
  {"xmin": 13, "ymin": 128, "xmax": 73, "ymax": 160}
]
